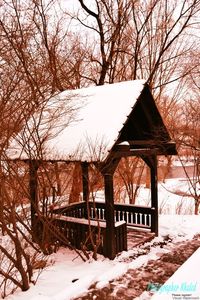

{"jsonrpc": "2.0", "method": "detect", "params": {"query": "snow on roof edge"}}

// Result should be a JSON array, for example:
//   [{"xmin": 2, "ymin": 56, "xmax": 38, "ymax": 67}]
[{"xmin": 6, "ymin": 80, "xmax": 147, "ymax": 162}]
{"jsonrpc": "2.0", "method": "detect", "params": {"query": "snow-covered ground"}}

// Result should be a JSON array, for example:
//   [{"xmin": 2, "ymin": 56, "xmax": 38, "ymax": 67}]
[
  {"xmin": 5, "ymin": 177, "xmax": 200, "ymax": 300},
  {"xmin": 93, "ymin": 177, "xmax": 196, "ymax": 215},
  {"xmin": 151, "ymin": 247, "xmax": 200, "ymax": 300},
  {"xmin": 136, "ymin": 178, "xmax": 196, "ymax": 215},
  {"xmin": 5, "ymin": 214, "xmax": 200, "ymax": 300}
]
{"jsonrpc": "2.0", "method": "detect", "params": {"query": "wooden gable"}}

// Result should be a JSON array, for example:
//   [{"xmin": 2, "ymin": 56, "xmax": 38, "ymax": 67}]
[{"xmin": 112, "ymin": 83, "xmax": 177, "ymax": 157}]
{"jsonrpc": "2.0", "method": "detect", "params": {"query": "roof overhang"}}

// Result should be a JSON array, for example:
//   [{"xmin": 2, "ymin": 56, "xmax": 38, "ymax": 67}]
[{"xmin": 6, "ymin": 80, "xmax": 177, "ymax": 164}]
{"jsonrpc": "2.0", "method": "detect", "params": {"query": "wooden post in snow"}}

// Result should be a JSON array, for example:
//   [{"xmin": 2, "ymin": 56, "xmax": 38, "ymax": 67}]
[
  {"xmin": 150, "ymin": 155, "xmax": 158, "ymax": 236},
  {"xmin": 29, "ymin": 160, "xmax": 39, "ymax": 237},
  {"xmin": 104, "ymin": 172, "xmax": 116, "ymax": 259}
]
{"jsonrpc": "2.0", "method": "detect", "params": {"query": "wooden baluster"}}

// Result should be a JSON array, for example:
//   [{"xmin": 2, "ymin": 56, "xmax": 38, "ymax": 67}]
[{"xmin": 142, "ymin": 213, "xmax": 145, "ymax": 225}]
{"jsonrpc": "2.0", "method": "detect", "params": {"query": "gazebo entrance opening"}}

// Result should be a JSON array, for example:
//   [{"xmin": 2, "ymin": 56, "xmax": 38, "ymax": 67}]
[{"xmin": 29, "ymin": 152, "xmax": 159, "ymax": 259}]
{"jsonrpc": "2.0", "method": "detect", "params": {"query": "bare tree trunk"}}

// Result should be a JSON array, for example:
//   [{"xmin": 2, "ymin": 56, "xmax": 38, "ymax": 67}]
[
  {"xmin": 69, "ymin": 163, "xmax": 82, "ymax": 204},
  {"xmin": 194, "ymin": 198, "xmax": 199, "ymax": 215},
  {"xmin": 145, "ymin": 165, "xmax": 151, "ymax": 189},
  {"xmin": 54, "ymin": 163, "xmax": 61, "ymax": 196}
]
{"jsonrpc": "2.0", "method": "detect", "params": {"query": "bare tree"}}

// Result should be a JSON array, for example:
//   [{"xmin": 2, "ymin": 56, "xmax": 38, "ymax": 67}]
[
  {"xmin": 178, "ymin": 96, "xmax": 200, "ymax": 214},
  {"xmin": 70, "ymin": 0, "xmax": 200, "ymax": 192},
  {"xmin": 115, "ymin": 157, "xmax": 145, "ymax": 204},
  {"xmin": 75, "ymin": 0, "xmax": 132, "ymax": 85},
  {"xmin": 72, "ymin": 0, "xmax": 200, "ymax": 92},
  {"xmin": 0, "ymin": 1, "xmax": 90, "ymax": 294},
  {"xmin": 0, "ymin": 158, "xmax": 48, "ymax": 297}
]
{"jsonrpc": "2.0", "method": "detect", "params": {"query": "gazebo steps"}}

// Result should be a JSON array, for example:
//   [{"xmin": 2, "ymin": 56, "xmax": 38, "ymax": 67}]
[{"xmin": 127, "ymin": 228, "xmax": 155, "ymax": 249}]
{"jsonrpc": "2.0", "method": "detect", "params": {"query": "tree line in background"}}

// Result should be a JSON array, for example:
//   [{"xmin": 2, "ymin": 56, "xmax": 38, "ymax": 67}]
[{"xmin": 0, "ymin": 0, "xmax": 199, "ymax": 297}]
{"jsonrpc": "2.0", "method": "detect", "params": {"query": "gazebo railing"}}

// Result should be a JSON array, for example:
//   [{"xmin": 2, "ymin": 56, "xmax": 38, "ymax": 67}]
[
  {"xmin": 52, "ymin": 202, "xmax": 86, "ymax": 218},
  {"xmin": 90, "ymin": 202, "xmax": 154, "ymax": 230},
  {"xmin": 48, "ymin": 215, "xmax": 127, "ymax": 256},
  {"xmin": 52, "ymin": 201, "xmax": 155, "ymax": 232},
  {"xmin": 48, "ymin": 201, "xmax": 156, "ymax": 257}
]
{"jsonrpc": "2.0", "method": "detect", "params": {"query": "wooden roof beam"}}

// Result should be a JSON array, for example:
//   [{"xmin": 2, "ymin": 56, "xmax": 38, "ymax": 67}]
[
  {"xmin": 112, "ymin": 148, "xmax": 160, "ymax": 158},
  {"xmin": 113, "ymin": 140, "xmax": 177, "ymax": 155}
]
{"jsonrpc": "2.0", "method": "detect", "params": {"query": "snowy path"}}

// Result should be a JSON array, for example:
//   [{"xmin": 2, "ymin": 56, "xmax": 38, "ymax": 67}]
[
  {"xmin": 152, "ymin": 246, "xmax": 200, "ymax": 300},
  {"xmin": 74, "ymin": 234, "xmax": 200, "ymax": 300}
]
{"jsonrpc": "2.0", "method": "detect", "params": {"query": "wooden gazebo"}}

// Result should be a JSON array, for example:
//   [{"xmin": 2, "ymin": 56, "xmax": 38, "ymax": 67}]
[{"xmin": 8, "ymin": 80, "xmax": 177, "ymax": 259}]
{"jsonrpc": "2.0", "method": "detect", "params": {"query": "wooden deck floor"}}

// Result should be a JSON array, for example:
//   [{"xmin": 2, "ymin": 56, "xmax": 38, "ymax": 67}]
[{"xmin": 127, "ymin": 227, "xmax": 155, "ymax": 249}]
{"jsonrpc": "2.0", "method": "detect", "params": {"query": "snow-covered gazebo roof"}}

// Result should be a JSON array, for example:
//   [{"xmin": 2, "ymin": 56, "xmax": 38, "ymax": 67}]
[{"xmin": 7, "ymin": 80, "xmax": 176, "ymax": 162}]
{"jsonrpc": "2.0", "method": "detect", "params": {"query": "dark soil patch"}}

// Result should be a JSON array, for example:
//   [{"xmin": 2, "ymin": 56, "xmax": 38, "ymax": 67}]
[{"xmin": 74, "ymin": 234, "xmax": 200, "ymax": 300}]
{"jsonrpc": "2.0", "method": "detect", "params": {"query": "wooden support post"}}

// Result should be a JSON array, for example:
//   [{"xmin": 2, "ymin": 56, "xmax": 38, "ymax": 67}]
[
  {"xmin": 81, "ymin": 162, "xmax": 89, "ymax": 202},
  {"xmin": 150, "ymin": 155, "xmax": 158, "ymax": 236},
  {"xmin": 104, "ymin": 173, "xmax": 116, "ymax": 259},
  {"xmin": 29, "ymin": 160, "xmax": 39, "ymax": 237}
]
